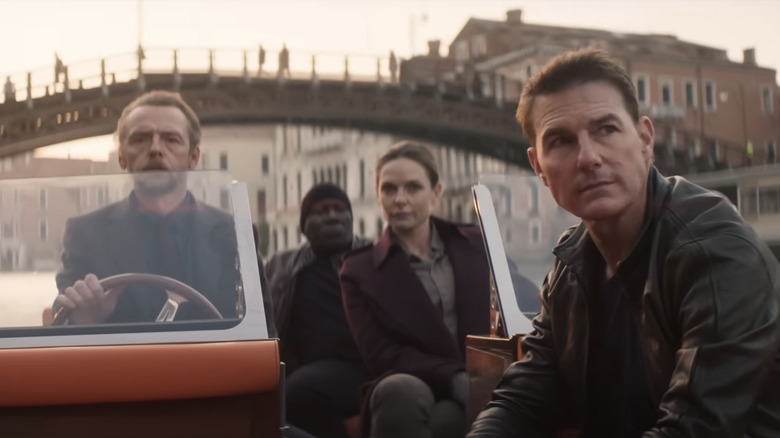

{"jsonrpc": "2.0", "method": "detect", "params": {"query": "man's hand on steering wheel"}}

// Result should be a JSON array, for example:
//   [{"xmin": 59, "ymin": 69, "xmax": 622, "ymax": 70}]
[{"xmin": 54, "ymin": 274, "xmax": 120, "ymax": 325}]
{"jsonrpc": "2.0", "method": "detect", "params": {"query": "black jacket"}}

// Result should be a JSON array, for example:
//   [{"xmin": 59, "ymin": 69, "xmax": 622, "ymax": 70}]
[{"xmin": 469, "ymin": 168, "xmax": 780, "ymax": 437}]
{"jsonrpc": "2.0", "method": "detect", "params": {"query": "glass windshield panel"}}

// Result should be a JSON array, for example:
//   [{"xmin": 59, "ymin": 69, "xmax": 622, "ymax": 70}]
[
  {"xmin": 476, "ymin": 173, "xmax": 579, "ymax": 333},
  {"xmin": 0, "ymin": 170, "xmax": 254, "ymax": 333}
]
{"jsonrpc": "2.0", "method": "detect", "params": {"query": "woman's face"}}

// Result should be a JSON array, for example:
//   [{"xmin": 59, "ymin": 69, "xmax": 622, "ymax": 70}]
[{"xmin": 377, "ymin": 157, "xmax": 442, "ymax": 234}]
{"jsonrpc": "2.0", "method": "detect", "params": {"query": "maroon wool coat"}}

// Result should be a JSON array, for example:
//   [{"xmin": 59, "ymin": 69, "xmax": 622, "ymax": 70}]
[{"xmin": 340, "ymin": 217, "xmax": 491, "ymax": 433}]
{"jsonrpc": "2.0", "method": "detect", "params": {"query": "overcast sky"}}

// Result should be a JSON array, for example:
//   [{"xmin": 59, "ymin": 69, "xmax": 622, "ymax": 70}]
[{"xmin": 1, "ymin": 0, "xmax": 776, "ymax": 160}]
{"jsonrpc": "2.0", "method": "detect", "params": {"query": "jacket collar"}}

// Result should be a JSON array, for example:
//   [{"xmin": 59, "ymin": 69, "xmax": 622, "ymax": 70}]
[
  {"xmin": 373, "ymin": 216, "xmax": 466, "ymax": 267},
  {"xmin": 553, "ymin": 166, "xmax": 670, "ymax": 277}
]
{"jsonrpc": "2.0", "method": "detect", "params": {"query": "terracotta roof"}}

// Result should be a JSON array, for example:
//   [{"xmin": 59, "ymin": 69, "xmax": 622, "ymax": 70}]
[{"xmin": 453, "ymin": 16, "xmax": 732, "ymax": 64}]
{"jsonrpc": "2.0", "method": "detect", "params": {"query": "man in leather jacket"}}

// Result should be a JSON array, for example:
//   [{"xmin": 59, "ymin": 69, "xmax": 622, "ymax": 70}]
[{"xmin": 468, "ymin": 49, "xmax": 780, "ymax": 437}]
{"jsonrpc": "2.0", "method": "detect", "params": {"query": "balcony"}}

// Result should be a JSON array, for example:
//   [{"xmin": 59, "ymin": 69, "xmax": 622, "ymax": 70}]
[{"xmin": 649, "ymin": 103, "xmax": 686, "ymax": 120}]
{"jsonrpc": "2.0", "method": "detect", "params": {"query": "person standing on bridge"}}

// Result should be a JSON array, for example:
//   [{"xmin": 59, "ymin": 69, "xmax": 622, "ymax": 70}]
[
  {"xmin": 389, "ymin": 51, "xmax": 398, "ymax": 84},
  {"xmin": 258, "ymin": 45, "xmax": 266, "ymax": 77},
  {"xmin": 278, "ymin": 44, "xmax": 291, "ymax": 79},
  {"xmin": 340, "ymin": 141, "xmax": 492, "ymax": 438},
  {"xmin": 468, "ymin": 48, "xmax": 780, "ymax": 437},
  {"xmin": 3, "ymin": 76, "xmax": 16, "ymax": 103}
]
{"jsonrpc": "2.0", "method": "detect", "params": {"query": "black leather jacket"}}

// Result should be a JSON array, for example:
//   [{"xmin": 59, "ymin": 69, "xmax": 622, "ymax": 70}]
[{"xmin": 469, "ymin": 168, "xmax": 780, "ymax": 437}]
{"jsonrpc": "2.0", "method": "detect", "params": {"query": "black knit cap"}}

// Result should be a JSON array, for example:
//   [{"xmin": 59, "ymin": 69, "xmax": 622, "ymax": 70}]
[{"xmin": 299, "ymin": 183, "xmax": 352, "ymax": 231}]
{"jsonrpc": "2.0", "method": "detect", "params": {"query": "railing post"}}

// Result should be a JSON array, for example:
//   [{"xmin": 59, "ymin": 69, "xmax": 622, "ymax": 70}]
[
  {"xmin": 310, "ymin": 54, "xmax": 319, "ymax": 89},
  {"xmin": 172, "ymin": 50, "xmax": 181, "ymax": 91},
  {"xmin": 100, "ymin": 59, "xmax": 109, "ymax": 98},
  {"xmin": 63, "ymin": 66, "xmax": 71, "ymax": 104},
  {"xmin": 26, "ymin": 72, "xmax": 33, "ymax": 110},
  {"xmin": 344, "ymin": 56, "xmax": 351, "ymax": 91},
  {"xmin": 208, "ymin": 49, "xmax": 218, "ymax": 87},
  {"xmin": 243, "ymin": 50, "xmax": 250, "ymax": 84}
]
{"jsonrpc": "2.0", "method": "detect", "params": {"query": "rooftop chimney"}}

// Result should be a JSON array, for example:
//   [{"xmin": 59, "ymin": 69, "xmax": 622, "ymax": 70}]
[
  {"xmin": 506, "ymin": 9, "xmax": 523, "ymax": 23},
  {"xmin": 428, "ymin": 40, "xmax": 441, "ymax": 57},
  {"xmin": 743, "ymin": 48, "xmax": 757, "ymax": 66}
]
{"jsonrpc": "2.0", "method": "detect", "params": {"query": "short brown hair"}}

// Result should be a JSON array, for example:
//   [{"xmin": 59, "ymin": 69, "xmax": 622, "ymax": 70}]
[
  {"xmin": 376, "ymin": 140, "xmax": 440, "ymax": 188},
  {"xmin": 116, "ymin": 90, "xmax": 201, "ymax": 150},
  {"xmin": 516, "ymin": 49, "xmax": 639, "ymax": 146}
]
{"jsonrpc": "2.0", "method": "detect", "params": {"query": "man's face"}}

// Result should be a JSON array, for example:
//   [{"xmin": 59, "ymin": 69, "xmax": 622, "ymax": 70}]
[
  {"xmin": 118, "ymin": 105, "xmax": 200, "ymax": 195},
  {"xmin": 303, "ymin": 199, "xmax": 353, "ymax": 254},
  {"xmin": 527, "ymin": 81, "xmax": 654, "ymax": 222}
]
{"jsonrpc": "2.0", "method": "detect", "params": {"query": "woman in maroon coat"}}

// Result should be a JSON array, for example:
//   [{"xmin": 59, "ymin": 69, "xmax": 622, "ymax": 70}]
[{"xmin": 340, "ymin": 141, "xmax": 491, "ymax": 438}]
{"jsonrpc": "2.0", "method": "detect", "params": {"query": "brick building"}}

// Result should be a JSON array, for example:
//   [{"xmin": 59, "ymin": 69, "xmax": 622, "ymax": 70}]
[{"xmin": 414, "ymin": 9, "xmax": 780, "ymax": 174}]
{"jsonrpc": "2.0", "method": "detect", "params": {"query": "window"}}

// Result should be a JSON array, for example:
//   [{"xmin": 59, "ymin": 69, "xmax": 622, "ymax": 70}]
[
  {"xmin": 327, "ymin": 167, "xmax": 333, "ymax": 183},
  {"xmin": 219, "ymin": 189, "xmax": 230, "ymax": 209},
  {"xmin": 256, "ymin": 189, "xmax": 267, "ymax": 218},
  {"xmin": 768, "ymin": 140, "xmax": 777, "ymax": 164},
  {"xmin": 272, "ymin": 229, "xmax": 278, "ymax": 253},
  {"xmin": 39, "ymin": 189, "xmax": 47, "ymax": 211},
  {"xmin": 342, "ymin": 164, "xmax": 348, "ymax": 192},
  {"xmin": 39, "ymin": 220, "xmax": 47, "ymax": 241},
  {"xmin": 282, "ymin": 125, "xmax": 288, "ymax": 154},
  {"xmin": 335, "ymin": 166, "xmax": 341, "ymax": 188},
  {"xmin": 3, "ymin": 222, "xmax": 15, "ymax": 239},
  {"xmin": 455, "ymin": 205, "xmax": 463, "ymax": 222},
  {"xmin": 359, "ymin": 159, "xmax": 365, "ymax": 198},
  {"xmin": 692, "ymin": 138, "xmax": 701, "ymax": 156},
  {"xmin": 668, "ymin": 128, "xmax": 677, "ymax": 150},
  {"xmin": 454, "ymin": 40, "xmax": 469, "ymax": 61},
  {"xmin": 685, "ymin": 80, "xmax": 697, "ymax": 108},
  {"xmin": 710, "ymin": 140, "xmax": 720, "ymax": 162},
  {"xmin": 762, "ymin": 87, "xmax": 774, "ymax": 114},
  {"xmin": 472, "ymin": 35, "xmax": 487, "ymax": 58},
  {"xmin": 219, "ymin": 153, "xmax": 228, "ymax": 170},
  {"xmin": 282, "ymin": 227, "xmax": 289, "ymax": 249},
  {"xmin": 527, "ymin": 181, "xmax": 539, "ymax": 214},
  {"xmin": 376, "ymin": 217, "xmax": 384, "ymax": 237},
  {"xmin": 297, "ymin": 126, "xmax": 302, "ymax": 151},
  {"xmin": 358, "ymin": 219, "xmax": 365, "ymax": 236},
  {"xmin": 636, "ymin": 76, "xmax": 648, "ymax": 105},
  {"xmin": 704, "ymin": 81, "xmax": 716, "ymax": 111},
  {"xmin": 201, "ymin": 152, "xmax": 208, "ymax": 169},
  {"xmin": 282, "ymin": 175, "xmax": 288, "ymax": 208},
  {"xmin": 312, "ymin": 169, "xmax": 318, "ymax": 184},
  {"xmin": 79, "ymin": 187, "xmax": 90, "ymax": 207},
  {"xmin": 261, "ymin": 154, "xmax": 269, "ymax": 175},
  {"xmin": 529, "ymin": 219, "xmax": 542, "ymax": 246},
  {"xmin": 661, "ymin": 80, "xmax": 673, "ymax": 105},
  {"xmin": 297, "ymin": 172, "xmax": 302, "ymax": 204},
  {"xmin": 96, "ymin": 186, "xmax": 107, "ymax": 206}
]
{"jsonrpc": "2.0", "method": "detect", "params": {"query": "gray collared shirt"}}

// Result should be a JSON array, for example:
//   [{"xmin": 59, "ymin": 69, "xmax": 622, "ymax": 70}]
[{"xmin": 393, "ymin": 225, "xmax": 458, "ymax": 338}]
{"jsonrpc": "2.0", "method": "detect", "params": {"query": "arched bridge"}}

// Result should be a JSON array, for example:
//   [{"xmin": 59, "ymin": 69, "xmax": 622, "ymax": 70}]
[{"xmin": 0, "ymin": 47, "xmax": 529, "ymax": 168}]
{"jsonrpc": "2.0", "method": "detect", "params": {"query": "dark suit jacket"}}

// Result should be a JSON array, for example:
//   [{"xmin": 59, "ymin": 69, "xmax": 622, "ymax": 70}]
[
  {"xmin": 340, "ymin": 217, "xmax": 491, "ymax": 431},
  {"xmin": 56, "ymin": 195, "xmax": 242, "ymax": 323}
]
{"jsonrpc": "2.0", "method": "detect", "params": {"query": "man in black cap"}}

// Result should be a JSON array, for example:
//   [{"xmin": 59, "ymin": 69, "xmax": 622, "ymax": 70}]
[{"xmin": 266, "ymin": 182, "xmax": 372, "ymax": 438}]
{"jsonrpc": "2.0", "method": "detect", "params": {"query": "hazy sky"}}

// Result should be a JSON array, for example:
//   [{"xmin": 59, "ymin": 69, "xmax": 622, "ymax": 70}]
[{"xmin": 1, "ymin": 0, "xmax": 777, "ymax": 160}]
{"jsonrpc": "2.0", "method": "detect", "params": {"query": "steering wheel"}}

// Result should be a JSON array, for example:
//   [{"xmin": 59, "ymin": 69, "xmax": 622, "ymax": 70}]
[{"xmin": 51, "ymin": 273, "xmax": 223, "ymax": 326}]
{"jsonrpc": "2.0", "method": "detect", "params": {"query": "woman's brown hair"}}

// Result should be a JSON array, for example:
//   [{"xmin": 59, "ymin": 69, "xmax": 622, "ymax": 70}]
[{"xmin": 375, "ymin": 140, "xmax": 440, "ymax": 188}]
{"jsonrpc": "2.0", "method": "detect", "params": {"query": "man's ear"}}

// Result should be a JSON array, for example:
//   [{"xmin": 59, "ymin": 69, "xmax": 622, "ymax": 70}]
[
  {"xmin": 637, "ymin": 116, "xmax": 655, "ymax": 165},
  {"xmin": 118, "ymin": 146, "xmax": 127, "ymax": 170},
  {"xmin": 528, "ymin": 146, "xmax": 548, "ymax": 186},
  {"xmin": 188, "ymin": 146, "xmax": 201, "ymax": 169}
]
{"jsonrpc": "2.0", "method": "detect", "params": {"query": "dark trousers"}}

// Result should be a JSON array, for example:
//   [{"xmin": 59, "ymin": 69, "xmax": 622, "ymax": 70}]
[
  {"xmin": 287, "ymin": 359, "xmax": 369, "ymax": 438},
  {"xmin": 369, "ymin": 373, "xmax": 465, "ymax": 438}
]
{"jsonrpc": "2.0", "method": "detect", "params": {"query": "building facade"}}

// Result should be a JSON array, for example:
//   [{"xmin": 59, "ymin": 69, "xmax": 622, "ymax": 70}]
[{"xmin": 429, "ymin": 9, "xmax": 780, "ymax": 174}]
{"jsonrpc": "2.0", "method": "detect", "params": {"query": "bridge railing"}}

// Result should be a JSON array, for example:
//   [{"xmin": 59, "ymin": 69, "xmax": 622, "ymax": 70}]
[{"xmin": 0, "ymin": 47, "xmax": 401, "ymax": 105}]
